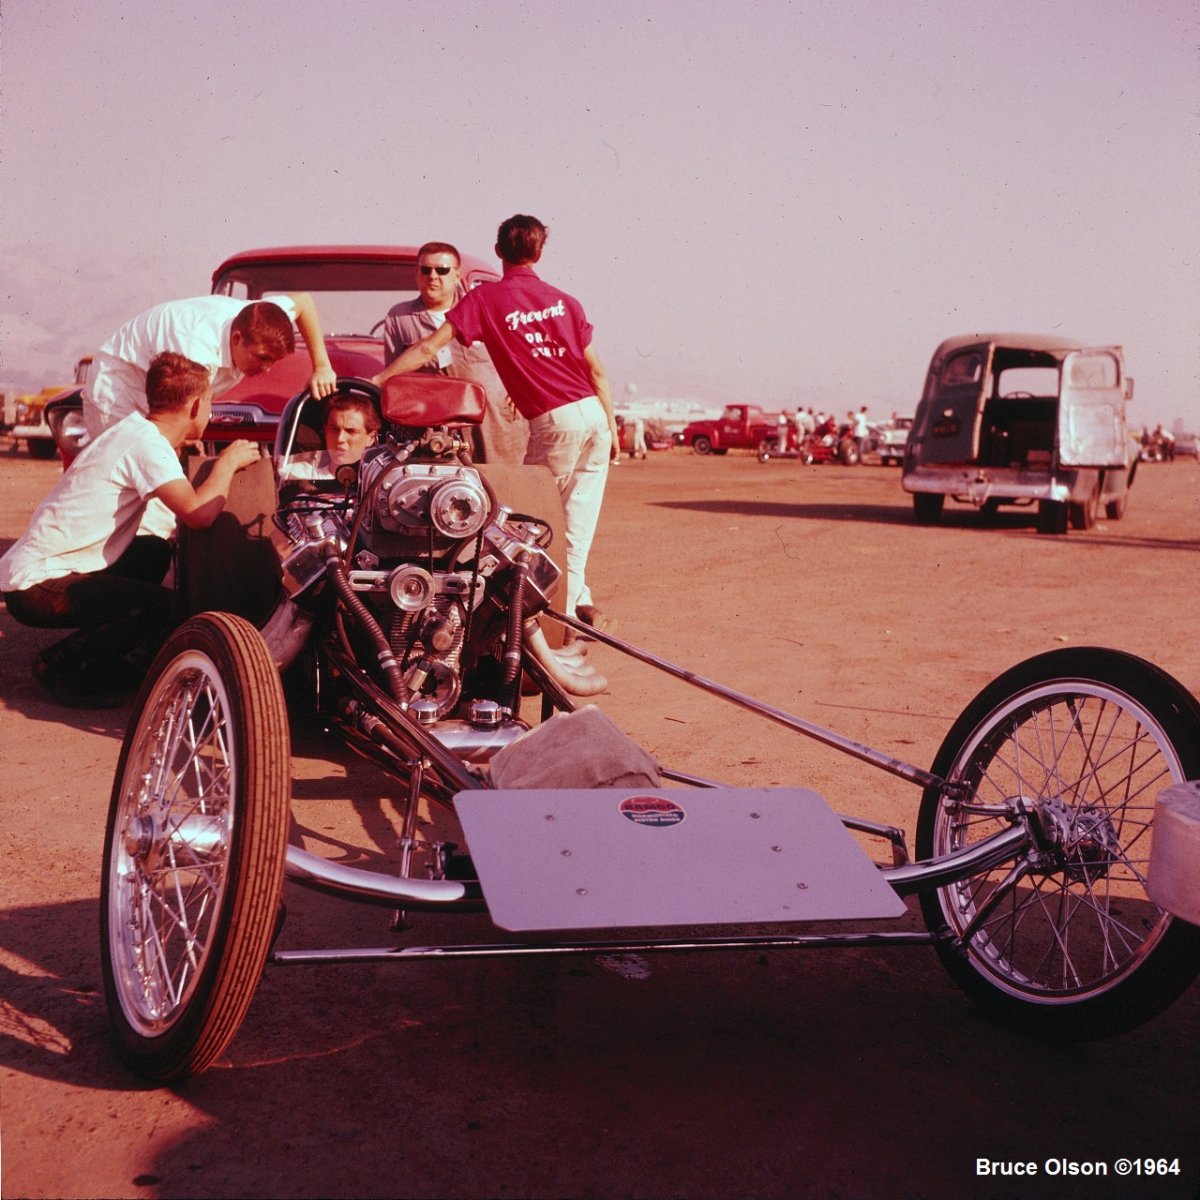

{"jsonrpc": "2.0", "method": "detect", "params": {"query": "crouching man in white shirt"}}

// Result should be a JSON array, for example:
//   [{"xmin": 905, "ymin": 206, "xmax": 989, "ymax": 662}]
[{"xmin": 1, "ymin": 352, "xmax": 263, "ymax": 707}]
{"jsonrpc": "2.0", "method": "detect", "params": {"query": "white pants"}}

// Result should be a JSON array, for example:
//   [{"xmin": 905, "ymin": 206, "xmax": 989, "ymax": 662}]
[{"xmin": 524, "ymin": 395, "xmax": 612, "ymax": 618}]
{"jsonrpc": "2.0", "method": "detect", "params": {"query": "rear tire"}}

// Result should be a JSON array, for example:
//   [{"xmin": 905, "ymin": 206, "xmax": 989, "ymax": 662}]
[
  {"xmin": 1036, "ymin": 499, "xmax": 1068, "ymax": 535},
  {"xmin": 916, "ymin": 647, "xmax": 1200, "ymax": 1039},
  {"xmin": 100, "ymin": 613, "xmax": 291, "ymax": 1080},
  {"xmin": 1068, "ymin": 482, "xmax": 1100, "ymax": 530},
  {"xmin": 912, "ymin": 493, "xmax": 944, "ymax": 525}
]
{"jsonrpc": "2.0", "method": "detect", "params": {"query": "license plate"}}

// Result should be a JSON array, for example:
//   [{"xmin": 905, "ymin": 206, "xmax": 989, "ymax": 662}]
[{"xmin": 932, "ymin": 419, "xmax": 959, "ymax": 437}]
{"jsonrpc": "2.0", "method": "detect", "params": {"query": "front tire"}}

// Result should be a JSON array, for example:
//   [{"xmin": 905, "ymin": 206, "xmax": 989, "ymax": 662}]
[
  {"xmin": 100, "ymin": 613, "xmax": 291, "ymax": 1080},
  {"xmin": 691, "ymin": 435, "xmax": 712, "ymax": 455},
  {"xmin": 916, "ymin": 647, "xmax": 1200, "ymax": 1039}
]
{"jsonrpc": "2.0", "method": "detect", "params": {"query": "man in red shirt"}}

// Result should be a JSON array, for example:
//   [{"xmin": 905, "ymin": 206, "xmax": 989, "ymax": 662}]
[{"xmin": 375, "ymin": 214, "xmax": 619, "ymax": 632}]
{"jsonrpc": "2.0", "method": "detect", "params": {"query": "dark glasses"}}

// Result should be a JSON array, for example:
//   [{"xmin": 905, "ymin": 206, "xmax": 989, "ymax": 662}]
[{"xmin": 419, "ymin": 265, "xmax": 453, "ymax": 276}]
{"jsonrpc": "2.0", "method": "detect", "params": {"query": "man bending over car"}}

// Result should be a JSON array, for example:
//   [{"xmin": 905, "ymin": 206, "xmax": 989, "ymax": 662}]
[
  {"xmin": 0, "ymin": 353, "xmax": 263, "ymax": 708},
  {"xmin": 82, "ymin": 291, "xmax": 336, "ymax": 537}
]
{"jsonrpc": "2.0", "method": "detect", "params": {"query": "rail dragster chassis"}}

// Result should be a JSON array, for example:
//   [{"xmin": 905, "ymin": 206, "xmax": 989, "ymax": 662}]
[{"xmin": 98, "ymin": 376, "xmax": 1200, "ymax": 1081}]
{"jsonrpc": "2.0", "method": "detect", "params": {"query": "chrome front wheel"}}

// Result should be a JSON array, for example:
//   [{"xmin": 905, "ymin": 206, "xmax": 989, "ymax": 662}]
[{"xmin": 100, "ymin": 613, "xmax": 290, "ymax": 1080}]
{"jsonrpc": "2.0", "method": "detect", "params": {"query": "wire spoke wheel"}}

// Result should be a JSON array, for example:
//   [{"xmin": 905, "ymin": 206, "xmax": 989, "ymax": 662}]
[
  {"xmin": 101, "ymin": 613, "xmax": 290, "ymax": 1080},
  {"xmin": 917, "ymin": 647, "xmax": 1200, "ymax": 1038}
]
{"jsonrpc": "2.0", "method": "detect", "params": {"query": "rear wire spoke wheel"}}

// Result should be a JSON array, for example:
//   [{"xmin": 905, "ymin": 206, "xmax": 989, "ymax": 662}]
[
  {"xmin": 916, "ymin": 647, "xmax": 1200, "ymax": 1039},
  {"xmin": 100, "ymin": 613, "xmax": 291, "ymax": 1080}
]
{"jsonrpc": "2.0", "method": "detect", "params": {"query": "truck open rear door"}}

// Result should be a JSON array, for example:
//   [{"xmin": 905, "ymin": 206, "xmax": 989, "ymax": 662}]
[{"xmin": 1058, "ymin": 348, "xmax": 1128, "ymax": 468}]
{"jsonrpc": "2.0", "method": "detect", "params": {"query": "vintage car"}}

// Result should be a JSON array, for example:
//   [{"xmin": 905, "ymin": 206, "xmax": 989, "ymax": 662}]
[
  {"xmin": 876, "ymin": 415, "xmax": 912, "ymax": 465},
  {"xmin": 206, "ymin": 245, "xmax": 500, "ymax": 445},
  {"xmin": 681, "ymin": 404, "xmax": 776, "ymax": 454},
  {"xmin": 9, "ymin": 358, "xmax": 89, "ymax": 459},
  {"xmin": 902, "ymin": 333, "xmax": 1137, "ymax": 533},
  {"xmin": 42, "ymin": 246, "xmax": 501, "ymax": 461}
]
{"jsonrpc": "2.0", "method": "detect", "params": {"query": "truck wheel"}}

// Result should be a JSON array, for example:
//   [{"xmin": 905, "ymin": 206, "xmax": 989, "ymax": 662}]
[
  {"xmin": 757, "ymin": 439, "xmax": 772, "ymax": 463},
  {"xmin": 28, "ymin": 438, "xmax": 58, "ymax": 460},
  {"xmin": 838, "ymin": 438, "xmax": 860, "ymax": 466},
  {"xmin": 691, "ymin": 435, "xmax": 712, "ymax": 455},
  {"xmin": 913, "ymin": 493, "xmax": 944, "ymax": 525},
  {"xmin": 1068, "ymin": 483, "xmax": 1100, "ymax": 531},
  {"xmin": 1036, "ymin": 500, "xmax": 1068, "ymax": 535}
]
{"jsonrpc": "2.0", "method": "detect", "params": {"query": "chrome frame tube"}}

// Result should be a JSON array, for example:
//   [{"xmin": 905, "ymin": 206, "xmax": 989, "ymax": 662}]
[
  {"xmin": 279, "ymin": 823, "xmax": 1028, "ymax": 925},
  {"xmin": 881, "ymin": 824, "xmax": 1029, "ymax": 896},
  {"xmin": 284, "ymin": 845, "xmax": 483, "ymax": 909},
  {"xmin": 272, "ymin": 929, "xmax": 940, "ymax": 966},
  {"xmin": 549, "ymin": 610, "xmax": 949, "ymax": 792}
]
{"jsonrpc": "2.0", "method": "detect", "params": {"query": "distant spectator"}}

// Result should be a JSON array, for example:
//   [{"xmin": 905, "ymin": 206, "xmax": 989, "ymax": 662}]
[{"xmin": 853, "ymin": 405, "xmax": 871, "ymax": 458}]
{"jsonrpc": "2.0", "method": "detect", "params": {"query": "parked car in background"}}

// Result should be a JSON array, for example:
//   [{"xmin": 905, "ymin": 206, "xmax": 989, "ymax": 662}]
[
  {"xmin": 681, "ymin": 404, "xmax": 775, "ymax": 454},
  {"xmin": 9, "ymin": 367, "xmax": 81, "ymax": 458},
  {"xmin": 1172, "ymin": 431, "xmax": 1198, "ymax": 458},
  {"xmin": 43, "ymin": 246, "xmax": 501, "ymax": 462},
  {"xmin": 903, "ymin": 333, "xmax": 1137, "ymax": 534},
  {"xmin": 876, "ymin": 416, "xmax": 913, "ymax": 465}
]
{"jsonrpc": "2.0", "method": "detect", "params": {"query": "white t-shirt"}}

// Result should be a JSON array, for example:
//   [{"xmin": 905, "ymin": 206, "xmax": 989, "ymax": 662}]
[
  {"xmin": 0, "ymin": 412, "xmax": 184, "ymax": 592},
  {"xmin": 83, "ymin": 293, "xmax": 298, "ymax": 437}
]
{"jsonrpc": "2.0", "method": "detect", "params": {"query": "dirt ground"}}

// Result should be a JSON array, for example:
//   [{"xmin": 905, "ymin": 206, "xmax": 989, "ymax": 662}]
[{"xmin": 2, "ymin": 439, "xmax": 1198, "ymax": 1200}]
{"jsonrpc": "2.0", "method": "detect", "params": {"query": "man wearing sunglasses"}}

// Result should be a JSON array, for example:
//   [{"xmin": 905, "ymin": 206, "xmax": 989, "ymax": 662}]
[
  {"xmin": 375, "ymin": 216, "xmax": 619, "ymax": 636},
  {"xmin": 382, "ymin": 242, "xmax": 528, "ymax": 464}
]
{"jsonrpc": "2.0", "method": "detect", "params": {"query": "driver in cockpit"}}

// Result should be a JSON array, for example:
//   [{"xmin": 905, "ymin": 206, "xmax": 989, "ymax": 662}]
[{"xmin": 278, "ymin": 393, "xmax": 381, "ymax": 481}]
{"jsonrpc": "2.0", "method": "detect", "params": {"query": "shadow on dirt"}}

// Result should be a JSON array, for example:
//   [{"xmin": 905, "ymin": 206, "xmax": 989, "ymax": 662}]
[
  {"xmin": 651, "ymin": 498, "xmax": 1200, "ymax": 549},
  {"xmin": 0, "ymin": 607, "xmax": 134, "ymax": 738},
  {"xmin": 5, "ymin": 885, "xmax": 1197, "ymax": 1199}
]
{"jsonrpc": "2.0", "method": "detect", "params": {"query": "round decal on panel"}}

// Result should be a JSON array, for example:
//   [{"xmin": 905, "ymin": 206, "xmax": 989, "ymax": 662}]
[{"xmin": 619, "ymin": 795, "xmax": 686, "ymax": 827}]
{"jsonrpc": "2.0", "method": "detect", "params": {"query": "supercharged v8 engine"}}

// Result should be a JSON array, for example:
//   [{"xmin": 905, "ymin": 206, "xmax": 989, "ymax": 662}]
[{"xmin": 273, "ymin": 411, "xmax": 568, "ymax": 753}]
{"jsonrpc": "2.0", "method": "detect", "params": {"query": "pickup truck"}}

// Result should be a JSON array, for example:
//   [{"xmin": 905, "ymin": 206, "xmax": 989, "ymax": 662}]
[{"xmin": 681, "ymin": 405, "xmax": 776, "ymax": 455}]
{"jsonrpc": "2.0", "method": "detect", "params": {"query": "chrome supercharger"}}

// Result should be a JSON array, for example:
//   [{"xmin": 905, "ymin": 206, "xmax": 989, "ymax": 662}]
[{"xmin": 98, "ymin": 374, "xmax": 1200, "ymax": 1083}]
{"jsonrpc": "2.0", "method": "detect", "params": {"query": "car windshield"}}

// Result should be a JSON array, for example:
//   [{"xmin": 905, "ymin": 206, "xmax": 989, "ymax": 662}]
[{"xmin": 212, "ymin": 260, "xmax": 420, "ymax": 337}]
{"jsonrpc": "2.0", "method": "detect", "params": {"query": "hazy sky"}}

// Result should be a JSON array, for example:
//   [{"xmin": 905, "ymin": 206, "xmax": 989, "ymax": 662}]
[{"xmin": 3, "ymin": 0, "xmax": 1197, "ymax": 427}]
